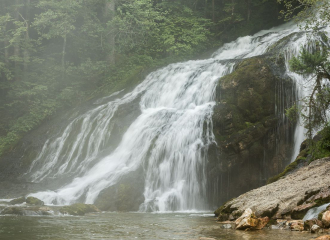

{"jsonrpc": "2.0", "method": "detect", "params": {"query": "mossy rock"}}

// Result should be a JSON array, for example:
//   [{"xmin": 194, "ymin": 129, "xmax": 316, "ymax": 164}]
[
  {"xmin": 213, "ymin": 57, "xmax": 289, "ymax": 141},
  {"xmin": 1, "ymin": 207, "xmax": 24, "ymax": 215},
  {"xmin": 9, "ymin": 197, "xmax": 26, "ymax": 205},
  {"xmin": 59, "ymin": 203, "xmax": 100, "ymax": 216},
  {"xmin": 26, "ymin": 196, "xmax": 44, "ymax": 206},
  {"xmin": 95, "ymin": 167, "xmax": 145, "ymax": 211}
]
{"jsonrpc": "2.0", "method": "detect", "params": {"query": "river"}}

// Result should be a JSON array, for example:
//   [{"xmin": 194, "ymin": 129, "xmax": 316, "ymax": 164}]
[{"xmin": 0, "ymin": 212, "xmax": 317, "ymax": 240}]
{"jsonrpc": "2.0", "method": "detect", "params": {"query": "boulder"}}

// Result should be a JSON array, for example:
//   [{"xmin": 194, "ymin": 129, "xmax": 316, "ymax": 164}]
[
  {"xmin": 9, "ymin": 197, "xmax": 26, "ymax": 205},
  {"xmin": 26, "ymin": 196, "xmax": 44, "ymax": 206},
  {"xmin": 304, "ymin": 219, "xmax": 323, "ymax": 231},
  {"xmin": 255, "ymin": 217, "xmax": 269, "ymax": 230},
  {"xmin": 235, "ymin": 208, "xmax": 269, "ymax": 230},
  {"xmin": 289, "ymin": 220, "xmax": 304, "ymax": 231},
  {"xmin": 1, "ymin": 207, "xmax": 24, "ymax": 215},
  {"xmin": 59, "ymin": 203, "xmax": 100, "ymax": 216},
  {"xmin": 208, "ymin": 57, "xmax": 296, "ymax": 207},
  {"xmin": 322, "ymin": 211, "xmax": 330, "ymax": 228},
  {"xmin": 311, "ymin": 224, "xmax": 321, "ymax": 233}
]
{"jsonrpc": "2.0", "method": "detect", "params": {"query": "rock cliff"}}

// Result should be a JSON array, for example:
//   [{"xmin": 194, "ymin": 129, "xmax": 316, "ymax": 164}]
[{"xmin": 207, "ymin": 56, "xmax": 296, "ymax": 207}]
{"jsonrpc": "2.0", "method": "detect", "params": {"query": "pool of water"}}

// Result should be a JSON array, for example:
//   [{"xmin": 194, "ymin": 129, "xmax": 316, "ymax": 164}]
[{"xmin": 0, "ymin": 212, "xmax": 318, "ymax": 240}]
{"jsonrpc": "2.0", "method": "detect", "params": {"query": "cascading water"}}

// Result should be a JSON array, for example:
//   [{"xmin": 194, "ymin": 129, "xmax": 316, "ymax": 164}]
[{"xmin": 28, "ymin": 21, "xmax": 330, "ymax": 211}]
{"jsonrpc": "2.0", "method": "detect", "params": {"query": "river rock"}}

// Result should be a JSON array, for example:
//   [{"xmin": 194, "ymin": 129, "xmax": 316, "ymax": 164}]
[
  {"xmin": 311, "ymin": 224, "xmax": 321, "ymax": 233},
  {"xmin": 1, "ymin": 207, "xmax": 24, "ymax": 215},
  {"xmin": 315, "ymin": 236, "xmax": 330, "ymax": 240},
  {"xmin": 255, "ymin": 217, "xmax": 269, "ymax": 230},
  {"xmin": 289, "ymin": 220, "xmax": 304, "ymax": 231},
  {"xmin": 234, "ymin": 208, "xmax": 269, "ymax": 230},
  {"xmin": 215, "ymin": 158, "xmax": 330, "ymax": 220},
  {"xmin": 322, "ymin": 211, "xmax": 330, "ymax": 228},
  {"xmin": 304, "ymin": 219, "xmax": 323, "ymax": 231},
  {"xmin": 9, "ymin": 197, "xmax": 26, "ymax": 205},
  {"xmin": 59, "ymin": 203, "xmax": 100, "ymax": 216},
  {"xmin": 235, "ymin": 209, "xmax": 259, "ymax": 230},
  {"xmin": 26, "ymin": 196, "xmax": 44, "ymax": 206}
]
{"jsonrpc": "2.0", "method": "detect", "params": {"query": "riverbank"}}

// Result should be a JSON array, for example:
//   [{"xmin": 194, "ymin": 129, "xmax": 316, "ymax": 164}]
[{"xmin": 214, "ymin": 157, "xmax": 330, "ymax": 235}]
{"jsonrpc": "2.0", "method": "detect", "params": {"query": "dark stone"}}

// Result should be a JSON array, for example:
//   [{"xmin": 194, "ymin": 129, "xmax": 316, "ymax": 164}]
[
  {"xmin": 291, "ymin": 203, "xmax": 316, "ymax": 220},
  {"xmin": 208, "ymin": 56, "xmax": 296, "ymax": 208},
  {"xmin": 94, "ymin": 166, "xmax": 145, "ymax": 211}
]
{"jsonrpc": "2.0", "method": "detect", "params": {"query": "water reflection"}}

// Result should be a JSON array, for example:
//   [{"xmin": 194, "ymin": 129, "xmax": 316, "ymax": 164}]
[{"xmin": 0, "ymin": 212, "xmax": 319, "ymax": 240}]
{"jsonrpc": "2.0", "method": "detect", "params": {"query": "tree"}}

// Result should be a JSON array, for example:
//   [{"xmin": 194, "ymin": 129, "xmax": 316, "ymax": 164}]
[
  {"xmin": 277, "ymin": 0, "xmax": 330, "ymax": 31},
  {"xmin": 33, "ymin": 0, "xmax": 83, "ymax": 78},
  {"xmin": 289, "ymin": 45, "xmax": 330, "ymax": 139}
]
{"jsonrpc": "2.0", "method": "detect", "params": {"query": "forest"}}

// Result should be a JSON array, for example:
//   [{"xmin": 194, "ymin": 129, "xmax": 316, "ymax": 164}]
[{"xmin": 0, "ymin": 0, "xmax": 283, "ymax": 158}]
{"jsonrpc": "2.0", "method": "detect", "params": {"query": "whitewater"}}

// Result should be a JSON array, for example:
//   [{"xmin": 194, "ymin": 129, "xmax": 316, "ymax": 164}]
[{"xmin": 28, "ymin": 21, "xmax": 330, "ymax": 211}]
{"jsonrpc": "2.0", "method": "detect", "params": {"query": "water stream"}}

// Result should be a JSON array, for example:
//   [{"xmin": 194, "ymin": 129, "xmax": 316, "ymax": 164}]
[{"xmin": 27, "ymin": 21, "xmax": 330, "ymax": 211}]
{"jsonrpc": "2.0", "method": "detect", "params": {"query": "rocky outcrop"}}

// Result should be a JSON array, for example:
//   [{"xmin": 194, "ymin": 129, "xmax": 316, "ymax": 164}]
[
  {"xmin": 214, "ymin": 157, "xmax": 330, "ymax": 221},
  {"xmin": 208, "ymin": 56, "xmax": 296, "ymax": 207}
]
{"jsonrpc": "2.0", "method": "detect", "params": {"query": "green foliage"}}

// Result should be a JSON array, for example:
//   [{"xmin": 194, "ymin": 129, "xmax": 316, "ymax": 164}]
[
  {"xmin": 310, "ymin": 124, "xmax": 330, "ymax": 161},
  {"xmin": 277, "ymin": 0, "xmax": 330, "ymax": 31},
  {"xmin": 0, "ymin": 0, "xmax": 283, "ymax": 158},
  {"xmin": 289, "ymin": 46, "xmax": 330, "ymax": 138},
  {"xmin": 285, "ymin": 103, "xmax": 299, "ymax": 123},
  {"xmin": 290, "ymin": 48, "xmax": 329, "ymax": 75}
]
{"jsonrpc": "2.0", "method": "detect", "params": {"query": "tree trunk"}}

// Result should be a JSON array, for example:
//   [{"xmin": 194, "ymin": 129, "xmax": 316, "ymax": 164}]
[
  {"xmin": 4, "ymin": 23, "xmax": 9, "ymax": 65},
  {"xmin": 23, "ymin": 0, "xmax": 31, "ymax": 74},
  {"xmin": 246, "ymin": 0, "xmax": 251, "ymax": 21},
  {"xmin": 212, "ymin": 0, "xmax": 215, "ymax": 22},
  {"xmin": 105, "ymin": 0, "xmax": 116, "ymax": 65},
  {"xmin": 2, "ymin": 1, "xmax": 9, "ymax": 65},
  {"xmin": 14, "ymin": 0, "xmax": 21, "ymax": 81},
  {"xmin": 62, "ymin": 34, "xmax": 67, "ymax": 79}
]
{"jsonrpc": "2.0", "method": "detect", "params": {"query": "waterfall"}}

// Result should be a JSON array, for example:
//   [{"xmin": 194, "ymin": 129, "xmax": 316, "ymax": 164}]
[{"xmin": 28, "ymin": 21, "xmax": 330, "ymax": 211}]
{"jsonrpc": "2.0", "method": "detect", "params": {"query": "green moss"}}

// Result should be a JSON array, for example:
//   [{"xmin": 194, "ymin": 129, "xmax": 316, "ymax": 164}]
[
  {"xmin": 314, "ymin": 197, "xmax": 330, "ymax": 206},
  {"xmin": 214, "ymin": 198, "xmax": 237, "ymax": 217},
  {"xmin": 26, "ymin": 197, "xmax": 44, "ymax": 206},
  {"xmin": 9, "ymin": 197, "xmax": 26, "ymax": 205},
  {"xmin": 291, "ymin": 209, "xmax": 310, "ymax": 220},
  {"xmin": 267, "ymin": 157, "xmax": 305, "ymax": 184},
  {"xmin": 309, "ymin": 126, "xmax": 330, "ymax": 162}
]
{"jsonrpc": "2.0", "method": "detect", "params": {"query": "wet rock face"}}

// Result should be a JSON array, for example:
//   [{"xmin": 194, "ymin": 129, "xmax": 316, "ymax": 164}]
[
  {"xmin": 94, "ymin": 167, "xmax": 145, "ymax": 211},
  {"xmin": 208, "ymin": 57, "xmax": 296, "ymax": 207}
]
